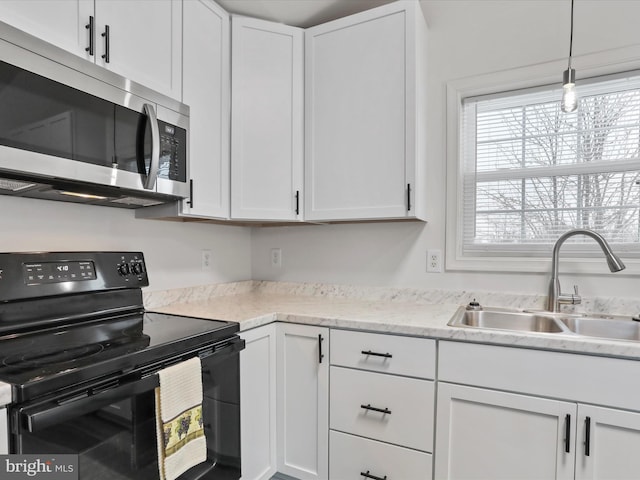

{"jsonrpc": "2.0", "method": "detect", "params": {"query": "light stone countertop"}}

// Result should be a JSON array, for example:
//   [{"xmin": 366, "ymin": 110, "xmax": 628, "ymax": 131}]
[
  {"xmin": 0, "ymin": 382, "xmax": 11, "ymax": 407},
  {"xmin": 149, "ymin": 289, "xmax": 640, "ymax": 361}
]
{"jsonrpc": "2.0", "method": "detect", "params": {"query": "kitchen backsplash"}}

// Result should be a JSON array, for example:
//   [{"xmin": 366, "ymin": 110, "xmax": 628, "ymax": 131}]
[{"xmin": 143, "ymin": 280, "xmax": 640, "ymax": 319}]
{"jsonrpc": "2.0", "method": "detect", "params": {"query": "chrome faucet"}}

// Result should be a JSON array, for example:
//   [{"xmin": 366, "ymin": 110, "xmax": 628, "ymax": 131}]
[{"xmin": 547, "ymin": 229, "xmax": 625, "ymax": 312}]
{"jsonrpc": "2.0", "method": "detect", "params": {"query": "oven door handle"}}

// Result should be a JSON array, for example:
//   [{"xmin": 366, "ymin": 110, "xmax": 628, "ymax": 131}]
[
  {"xmin": 202, "ymin": 336, "xmax": 245, "ymax": 358},
  {"xmin": 20, "ymin": 374, "xmax": 160, "ymax": 433}
]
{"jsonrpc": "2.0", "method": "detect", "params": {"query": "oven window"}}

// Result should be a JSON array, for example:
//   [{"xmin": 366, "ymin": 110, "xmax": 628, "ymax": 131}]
[{"xmin": 19, "ymin": 392, "xmax": 159, "ymax": 480}]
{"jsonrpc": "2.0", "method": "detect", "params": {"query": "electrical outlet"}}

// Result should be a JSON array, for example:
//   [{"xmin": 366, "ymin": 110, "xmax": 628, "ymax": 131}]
[
  {"xmin": 270, "ymin": 248, "xmax": 282, "ymax": 268},
  {"xmin": 201, "ymin": 249, "xmax": 212, "ymax": 270},
  {"xmin": 427, "ymin": 249, "xmax": 442, "ymax": 273}
]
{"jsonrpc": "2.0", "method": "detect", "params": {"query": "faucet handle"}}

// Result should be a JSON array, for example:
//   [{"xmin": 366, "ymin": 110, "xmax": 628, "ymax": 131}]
[
  {"xmin": 558, "ymin": 285, "xmax": 582, "ymax": 306},
  {"xmin": 571, "ymin": 285, "xmax": 582, "ymax": 305}
]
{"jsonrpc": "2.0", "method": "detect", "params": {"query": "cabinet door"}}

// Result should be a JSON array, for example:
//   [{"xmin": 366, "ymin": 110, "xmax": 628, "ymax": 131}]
[
  {"xmin": 231, "ymin": 17, "xmax": 303, "ymax": 221},
  {"xmin": 181, "ymin": 0, "xmax": 230, "ymax": 219},
  {"xmin": 576, "ymin": 405, "xmax": 640, "ymax": 480},
  {"xmin": 305, "ymin": 1, "xmax": 426, "ymax": 221},
  {"xmin": 0, "ymin": 0, "xmax": 93, "ymax": 59},
  {"xmin": 240, "ymin": 325, "xmax": 277, "ymax": 480},
  {"xmin": 94, "ymin": 0, "xmax": 182, "ymax": 99},
  {"xmin": 435, "ymin": 383, "xmax": 576, "ymax": 480},
  {"xmin": 276, "ymin": 324, "xmax": 329, "ymax": 480}
]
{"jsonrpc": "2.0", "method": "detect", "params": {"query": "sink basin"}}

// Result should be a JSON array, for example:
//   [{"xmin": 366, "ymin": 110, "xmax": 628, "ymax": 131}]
[
  {"xmin": 449, "ymin": 306, "xmax": 640, "ymax": 342},
  {"xmin": 558, "ymin": 316, "xmax": 640, "ymax": 341},
  {"xmin": 449, "ymin": 308, "xmax": 565, "ymax": 333}
]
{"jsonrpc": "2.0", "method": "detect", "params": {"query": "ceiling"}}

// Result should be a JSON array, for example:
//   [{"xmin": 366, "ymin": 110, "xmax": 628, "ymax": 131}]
[{"xmin": 215, "ymin": 0, "xmax": 398, "ymax": 28}]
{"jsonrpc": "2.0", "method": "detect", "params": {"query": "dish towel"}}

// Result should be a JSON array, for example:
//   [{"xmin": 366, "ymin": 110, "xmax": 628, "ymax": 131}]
[{"xmin": 156, "ymin": 356, "xmax": 207, "ymax": 480}]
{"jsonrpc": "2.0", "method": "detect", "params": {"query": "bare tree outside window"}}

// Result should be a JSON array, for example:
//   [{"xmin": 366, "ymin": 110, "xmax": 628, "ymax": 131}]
[{"xmin": 466, "ymin": 83, "xmax": 640, "ymax": 251}]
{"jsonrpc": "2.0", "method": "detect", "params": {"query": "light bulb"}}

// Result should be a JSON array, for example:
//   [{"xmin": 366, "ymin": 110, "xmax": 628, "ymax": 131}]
[{"xmin": 561, "ymin": 67, "xmax": 578, "ymax": 113}]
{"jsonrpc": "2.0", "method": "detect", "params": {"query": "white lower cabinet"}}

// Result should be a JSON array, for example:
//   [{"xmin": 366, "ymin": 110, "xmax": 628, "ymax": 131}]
[
  {"xmin": 331, "ymin": 366, "xmax": 434, "ymax": 452},
  {"xmin": 330, "ymin": 430, "xmax": 432, "ymax": 480},
  {"xmin": 330, "ymin": 330, "xmax": 436, "ymax": 479},
  {"xmin": 436, "ymin": 341, "xmax": 640, "ymax": 480},
  {"xmin": 240, "ymin": 325, "xmax": 277, "ymax": 480},
  {"xmin": 576, "ymin": 405, "xmax": 640, "ymax": 480},
  {"xmin": 0, "ymin": 407, "xmax": 7, "ymax": 454},
  {"xmin": 436, "ymin": 383, "xmax": 576, "ymax": 480},
  {"xmin": 276, "ymin": 323, "xmax": 329, "ymax": 480}
]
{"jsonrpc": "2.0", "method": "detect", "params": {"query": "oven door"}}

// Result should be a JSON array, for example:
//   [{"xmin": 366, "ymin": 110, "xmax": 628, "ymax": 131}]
[{"xmin": 10, "ymin": 339, "xmax": 243, "ymax": 480}]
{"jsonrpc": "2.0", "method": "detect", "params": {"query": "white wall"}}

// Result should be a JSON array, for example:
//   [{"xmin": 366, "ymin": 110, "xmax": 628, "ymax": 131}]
[
  {"xmin": 0, "ymin": 195, "xmax": 252, "ymax": 291},
  {"xmin": 251, "ymin": 0, "xmax": 640, "ymax": 298}
]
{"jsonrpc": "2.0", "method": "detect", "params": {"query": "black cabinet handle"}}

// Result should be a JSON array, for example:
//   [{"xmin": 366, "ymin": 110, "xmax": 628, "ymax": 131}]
[
  {"xmin": 318, "ymin": 334, "xmax": 324, "ymax": 364},
  {"xmin": 85, "ymin": 16, "xmax": 94, "ymax": 56},
  {"xmin": 360, "ymin": 404, "xmax": 391, "ymax": 415},
  {"xmin": 361, "ymin": 350, "xmax": 392, "ymax": 359},
  {"xmin": 295, "ymin": 190, "xmax": 300, "ymax": 215},
  {"xmin": 585, "ymin": 416, "xmax": 591, "ymax": 456},
  {"xmin": 361, "ymin": 471, "xmax": 387, "ymax": 480},
  {"xmin": 407, "ymin": 183, "xmax": 411, "ymax": 211},
  {"xmin": 101, "ymin": 25, "xmax": 110, "ymax": 63},
  {"xmin": 187, "ymin": 179, "xmax": 194, "ymax": 208},
  {"xmin": 565, "ymin": 414, "xmax": 571, "ymax": 453}
]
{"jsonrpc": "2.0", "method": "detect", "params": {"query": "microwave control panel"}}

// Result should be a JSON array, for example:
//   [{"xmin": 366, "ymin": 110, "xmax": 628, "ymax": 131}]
[{"xmin": 158, "ymin": 120, "xmax": 187, "ymax": 183}]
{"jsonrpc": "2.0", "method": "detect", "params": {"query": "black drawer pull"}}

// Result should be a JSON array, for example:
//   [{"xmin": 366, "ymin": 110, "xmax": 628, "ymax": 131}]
[
  {"xmin": 360, "ymin": 404, "xmax": 391, "ymax": 415},
  {"xmin": 318, "ymin": 334, "xmax": 324, "ymax": 364},
  {"xmin": 585, "ymin": 416, "xmax": 591, "ymax": 456},
  {"xmin": 565, "ymin": 414, "xmax": 571, "ymax": 453},
  {"xmin": 361, "ymin": 350, "xmax": 392, "ymax": 359},
  {"xmin": 361, "ymin": 470, "xmax": 387, "ymax": 480}
]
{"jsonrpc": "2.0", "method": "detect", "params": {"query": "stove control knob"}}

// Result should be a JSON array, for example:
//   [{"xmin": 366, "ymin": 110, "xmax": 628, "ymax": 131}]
[
  {"xmin": 117, "ymin": 263, "xmax": 130, "ymax": 276},
  {"xmin": 131, "ymin": 262, "xmax": 144, "ymax": 275}
]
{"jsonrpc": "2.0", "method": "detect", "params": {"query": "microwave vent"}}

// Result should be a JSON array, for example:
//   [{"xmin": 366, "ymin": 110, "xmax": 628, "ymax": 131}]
[{"xmin": 0, "ymin": 178, "xmax": 37, "ymax": 192}]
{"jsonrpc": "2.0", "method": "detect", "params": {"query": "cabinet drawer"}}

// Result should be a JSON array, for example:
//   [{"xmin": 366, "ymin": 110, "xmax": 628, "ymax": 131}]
[
  {"xmin": 330, "ymin": 329, "xmax": 435, "ymax": 379},
  {"xmin": 330, "ymin": 430, "xmax": 432, "ymax": 480},
  {"xmin": 330, "ymin": 366, "xmax": 434, "ymax": 452}
]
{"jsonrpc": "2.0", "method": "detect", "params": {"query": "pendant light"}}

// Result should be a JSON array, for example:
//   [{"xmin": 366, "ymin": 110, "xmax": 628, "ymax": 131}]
[{"xmin": 561, "ymin": 0, "xmax": 578, "ymax": 113}]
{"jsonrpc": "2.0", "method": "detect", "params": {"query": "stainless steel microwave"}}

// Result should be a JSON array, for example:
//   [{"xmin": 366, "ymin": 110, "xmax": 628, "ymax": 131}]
[{"xmin": 0, "ymin": 22, "xmax": 189, "ymax": 208}]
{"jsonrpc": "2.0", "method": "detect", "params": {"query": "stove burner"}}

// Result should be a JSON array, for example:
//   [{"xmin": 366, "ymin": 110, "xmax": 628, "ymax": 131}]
[{"xmin": 3, "ymin": 343, "xmax": 105, "ymax": 368}]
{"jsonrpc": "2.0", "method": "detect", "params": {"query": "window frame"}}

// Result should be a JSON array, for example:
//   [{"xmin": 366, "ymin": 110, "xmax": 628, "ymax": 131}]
[{"xmin": 445, "ymin": 45, "xmax": 640, "ymax": 274}]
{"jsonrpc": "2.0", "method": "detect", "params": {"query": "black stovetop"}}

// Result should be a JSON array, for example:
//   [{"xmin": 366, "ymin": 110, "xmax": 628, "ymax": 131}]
[
  {"xmin": 0, "ymin": 251, "xmax": 239, "ymax": 403},
  {"xmin": 0, "ymin": 310, "xmax": 238, "ymax": 403}
]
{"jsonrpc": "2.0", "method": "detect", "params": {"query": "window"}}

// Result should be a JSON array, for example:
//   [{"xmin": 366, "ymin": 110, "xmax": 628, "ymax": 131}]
[{"xmin": 459, "ymin": 73, "xmax": 640, "ymax": 260}]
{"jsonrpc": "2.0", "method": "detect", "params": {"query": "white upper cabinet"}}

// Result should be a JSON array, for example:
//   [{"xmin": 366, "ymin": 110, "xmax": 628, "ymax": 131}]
[
  {"xmin": 0, "ymin": 0, "xmax": 182, "ymax": 99},
  {"xmin": 181, "ymin": 0, "xmax": 231, "ymax": 219},
  {"xmin": 0, "ymin": 0, "xmax": 93, "ymax": 58},
  {"xmin": 304, "ymin": 0, "xmax": 427, "ymax": 221},
  {"xmin": 231, "ymin": 16, "xmax": 303, "ymax": 221},
  {"xmin": 93, "ymin": 0, "xmax": 182, "ymax": 99}
]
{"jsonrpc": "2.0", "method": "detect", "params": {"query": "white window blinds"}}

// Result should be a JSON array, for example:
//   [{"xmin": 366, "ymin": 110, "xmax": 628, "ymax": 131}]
[{"xmin": 460, "ymin": 73, "xmax": 640, "ymax": 256}]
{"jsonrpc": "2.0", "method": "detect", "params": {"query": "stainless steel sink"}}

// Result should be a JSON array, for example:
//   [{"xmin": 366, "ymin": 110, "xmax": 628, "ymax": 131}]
[
  {"xmin": 448, "ymin": 307, "xmax": 567, "ymax": 334},
  {"xmin": 448, "ymin": 306, "xmax": 640, "ymax": 342},
  {"xmin": 558, "ymin": 315, "xmax": 640, "ymax": 341}
]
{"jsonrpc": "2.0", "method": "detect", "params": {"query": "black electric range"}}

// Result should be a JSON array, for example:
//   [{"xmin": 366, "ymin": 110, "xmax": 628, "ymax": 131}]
[{"xmin": 0, "ymin": 251, "xmax": 243, "ymax": 480}]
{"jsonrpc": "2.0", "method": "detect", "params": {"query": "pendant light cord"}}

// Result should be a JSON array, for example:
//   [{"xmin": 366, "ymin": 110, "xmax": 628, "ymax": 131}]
[{"xmin": 568, "ymin": 0, "xmax": 574, "ymax": 69}]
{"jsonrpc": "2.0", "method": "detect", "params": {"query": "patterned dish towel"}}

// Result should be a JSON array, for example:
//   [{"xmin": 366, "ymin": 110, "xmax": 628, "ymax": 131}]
[{"xmin": 156, "ymin": 356, "xmax": 207, "ymax": 480}]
